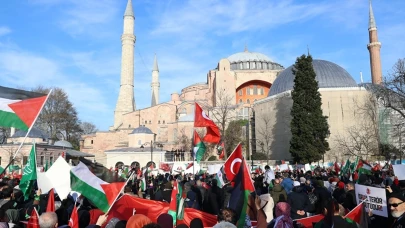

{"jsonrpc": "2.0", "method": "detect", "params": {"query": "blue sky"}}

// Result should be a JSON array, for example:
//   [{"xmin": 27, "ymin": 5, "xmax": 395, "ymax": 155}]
[{"xmin": 1, "ymin": 0, "xmax": 404, "ymax": 131}]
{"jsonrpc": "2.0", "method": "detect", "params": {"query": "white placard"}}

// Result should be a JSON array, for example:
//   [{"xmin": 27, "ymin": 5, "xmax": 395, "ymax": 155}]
[
  {"xmin": 208, "ymin": 164, "xmax": 221, "ymax": 174},
  {"xmin": 279, "ymin": 164, "xmax": 288, "ymax": 171},
  {"xmin": 355, "ymin": 184, "xmax": 388, "ymax": 217},
  {"xmin": 305, "ymin": 164, "xmax": 311, "ymax": 172},
  {"xmin": 393, "ymin": 165, "xmax": 405, "ymax": 180}
]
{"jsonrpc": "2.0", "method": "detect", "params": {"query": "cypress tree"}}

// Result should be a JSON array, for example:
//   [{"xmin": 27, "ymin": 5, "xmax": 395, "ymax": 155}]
[{"xmin": 289, "ymin": 55, "xmax": 330, "ymax": 163}]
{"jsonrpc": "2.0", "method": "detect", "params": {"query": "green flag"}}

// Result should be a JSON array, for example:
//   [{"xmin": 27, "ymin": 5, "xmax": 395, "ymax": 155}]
[
  {"xmin": 340, "ymin": 159, "xmax": 351, "ymax": 175},
  {"xmin": 8, "ymin": 165, "xmax": 20, "ymax": 172},
  {"xmin": 0, "ymin": 166, "xmax": 4, "ymax": 174},
  {"xmin": 350, "ymin": 156, "xmax": 359, "ymax": 173},
  {"xmin": 19, "ymin": 145, "xmax": 37, "ymax": 200},
  {"xmin": 44, "ymin": 160, "xmax": 49, "ymax": 172}
]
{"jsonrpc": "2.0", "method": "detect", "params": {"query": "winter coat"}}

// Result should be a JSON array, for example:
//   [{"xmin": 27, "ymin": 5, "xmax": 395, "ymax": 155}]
[
  {"xmin": 287, "ymin": 186, "xmax": 311, "ymax": 220},
  {"xmin": 270, "ymin": 184, "xmax": 288, "ymax": 205},
  {"xmin": 342, "ymin": 189, "xmax": 356, "ymax": 211},
  {"xmin": 281, "ymin": 178, "xmax": 294, "ymax": 194}
]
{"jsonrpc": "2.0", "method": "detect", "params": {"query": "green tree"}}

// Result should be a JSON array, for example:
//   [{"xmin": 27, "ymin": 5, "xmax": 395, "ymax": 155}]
[
  {"xmin": 289, "ymin": 55, "xmax": 330, "ymax": 163},
  {"xmin": 224, "ymin": 119, "xmax": 248, "ymax": 157}
]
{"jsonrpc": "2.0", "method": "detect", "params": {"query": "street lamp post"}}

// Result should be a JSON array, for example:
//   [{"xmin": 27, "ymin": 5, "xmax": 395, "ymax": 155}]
[{"xmin": 151, "ymin": 140, "xmax": 153, "ymax": 163}]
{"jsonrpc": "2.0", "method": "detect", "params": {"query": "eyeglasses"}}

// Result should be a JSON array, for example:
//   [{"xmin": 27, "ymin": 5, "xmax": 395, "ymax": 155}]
[{"xmin": 389, "ymin": 202, "xmax": 405, "ymax": 208}]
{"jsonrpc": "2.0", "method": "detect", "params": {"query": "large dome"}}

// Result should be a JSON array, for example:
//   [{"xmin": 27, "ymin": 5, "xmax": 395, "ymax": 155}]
[
  {"xmin": 268, "ymin": 59, "xmax": 358, "ymax": 96},
  {"xmin": 11, "ymin": 127, "xmax": 48, "ymax": 139},
  {"xmin": 227, "ymin": 50, "xmax": 283, "ymax": 71},
  {"xmin": 54, "ymin": 140, "xmax": 73, "ymax": 148},
  {"xmin": 228, "ymin": 51, "xmax": 273, "ymax": 63}
]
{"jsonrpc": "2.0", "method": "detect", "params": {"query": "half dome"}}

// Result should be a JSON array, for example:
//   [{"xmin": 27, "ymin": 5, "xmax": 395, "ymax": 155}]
[
  {"xmin": 268, "ymin": 59, "xmax": 358, "ymax": 96},
  {"xmin": 54, "ymin": 140, "xmax": 73, "ymax": 148},
  {"xmin": 131, "ymin": 126, "xmax": 153, "ymax": 134}
]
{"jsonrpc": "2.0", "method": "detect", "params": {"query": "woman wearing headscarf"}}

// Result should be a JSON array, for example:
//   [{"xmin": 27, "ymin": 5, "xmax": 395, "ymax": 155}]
[
  {"xmin": 127, "ymin": 214, "xmax": 152, "ymax": 228},
  {"xmin": 267, "ymin": 202, "xmax": 294, "ymax": 228}
]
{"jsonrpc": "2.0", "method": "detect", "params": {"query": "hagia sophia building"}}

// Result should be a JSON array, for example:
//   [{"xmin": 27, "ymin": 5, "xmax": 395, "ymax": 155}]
[{"xmin": 80, "ymin": 0, "xmax": 383, "ymax": 168}]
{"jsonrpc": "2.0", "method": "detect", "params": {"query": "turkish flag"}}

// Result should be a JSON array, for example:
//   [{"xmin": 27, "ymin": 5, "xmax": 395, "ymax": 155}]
[
  {"xmin": 194, "ymin": 102, "xmax": 221, "ymax": 144},
  {"xmin": 69, "ymin": 204, "xmax": 79, "ymax": 228},
  {"xmin": 223, "ymin": 143, "xmax": 243, "ymax": 182}
]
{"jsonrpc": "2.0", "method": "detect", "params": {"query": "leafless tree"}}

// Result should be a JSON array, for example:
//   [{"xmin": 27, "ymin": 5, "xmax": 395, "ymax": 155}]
[
  {"xmin": 81, "ymin": 122, "xmax": 98, "ymax": 135},
  {"xmin": 334, "ymin": 122, "xmax": 379, "ymax": 161},
  {"xmin": 33, "ymin": 86, "xmax": 82, "ymax": 147},
  {"xmin": 178, "ymin": 128, "xmax": 192, "ymax": 152},
  {"xmin": 257, "ymin": 114, "xmax": 272, "ymax": 164},
  {"xmin": 373, "ymin": 58, "xmax": 405, "ymax": 118}
]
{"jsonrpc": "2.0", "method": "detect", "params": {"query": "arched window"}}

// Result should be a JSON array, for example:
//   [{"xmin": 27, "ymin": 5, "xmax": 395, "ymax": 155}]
[
  {"xmin": 238, "ymin": 90, "xmax": 243, "ymax": 96},
  {"xmin": 251, "ymin": 62, "xmax": 256, "ymax": 69},
  {"xmin": 240, "ymin": 62, "xmax": 243, "ymax": 69},
  {"xmin": 246, "ymin": 88, "xmax": 250, "ymax": 95},
  {"xmin": 247, "ymin": 99, "xmax": 250, "ymax": 104},
  {"xmin": 158, "ymin": 120, "xmax": 161, "ymax": 124},
  {"xmin": 163, "ymin": 120, "xmax": 165, "ymax": 124},
  {"xmin": 145, "ymin": 120, "xmax": 147, "ymax": 124},
  {"xmin": 263, "ymin": 63, "xmax": 267, "ymax": 69},
  {"xmin": 253, "ymin": 85, "xmax": 258, "ymax": 95},
  {"xmin": 258, "ymin": 62, "xmax": 262, "ymax": 69},
  {"xmin": 239, "ymin": 99, "xmax": 243, "ymax": 104},
  {"xmin": 149, "ymin": 120, "xmax": 151, "ymax": 124},
  {"xmin": 138, "ymin": 140, "xmax": 142, "ymax": 145}
]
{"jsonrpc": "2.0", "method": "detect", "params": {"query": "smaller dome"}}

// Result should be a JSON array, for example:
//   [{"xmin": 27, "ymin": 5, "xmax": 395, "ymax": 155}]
[
  {"xmin": 131, "ymin": 126, "xmax": 154, "ymax": 134},
  {"xmin": 54, "ymin": 140, "xmax": 73, "ymax": 148},
  {"xmin": 12, "ymin": 127, "xmax": 48, "ymax": 139}
]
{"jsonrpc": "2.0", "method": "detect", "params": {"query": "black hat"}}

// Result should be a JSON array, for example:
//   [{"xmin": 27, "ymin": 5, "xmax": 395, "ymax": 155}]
[{"xmin": 389, "ymin": 192, "xmax": 405, "ymax": 202}]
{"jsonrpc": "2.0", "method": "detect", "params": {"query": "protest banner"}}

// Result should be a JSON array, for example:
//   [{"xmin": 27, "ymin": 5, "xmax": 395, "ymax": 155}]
[
  {"xmin": 392, "ymin": 165, "xmax": 405, "ymax": 180},
  {"xmin": 355, "ymin": 184, "xmax": 388, "ymax": 217}
]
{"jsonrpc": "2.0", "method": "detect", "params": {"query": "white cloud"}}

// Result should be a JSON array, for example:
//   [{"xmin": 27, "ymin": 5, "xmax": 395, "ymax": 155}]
[{"xmin": 0, "ymin": 26, "xmax": 11, "ymax": 37}]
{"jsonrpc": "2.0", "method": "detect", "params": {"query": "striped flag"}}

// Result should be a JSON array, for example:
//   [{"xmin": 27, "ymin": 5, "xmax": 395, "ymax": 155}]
[{"xmin": 0, "ymin": 86, "xmax": 47, "ymax": 130}]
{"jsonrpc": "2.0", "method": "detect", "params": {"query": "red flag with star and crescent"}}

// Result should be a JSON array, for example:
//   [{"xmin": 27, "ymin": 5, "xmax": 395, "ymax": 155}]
[
  {"xmin": 223, "ymin": 143, "xmax": 243, "ymax": 182},
  {"xmin": 194, "ymin": 102, "xmax": 221, "ymax": 144},
  {"xmin": 69, "ymin": 204, "xmax": 79, "ymax": 228}
]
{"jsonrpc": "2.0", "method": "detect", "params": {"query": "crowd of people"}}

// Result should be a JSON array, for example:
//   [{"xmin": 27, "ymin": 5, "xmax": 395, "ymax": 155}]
[{"xmin": 1, "ymin": 164, "xmax": 405, "ymax": 227}]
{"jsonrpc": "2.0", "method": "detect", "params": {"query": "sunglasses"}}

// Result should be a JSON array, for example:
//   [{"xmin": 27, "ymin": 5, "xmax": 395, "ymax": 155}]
[{"xmin": 389, "ymin": 202, "xmax": 405, "ymax": 208}]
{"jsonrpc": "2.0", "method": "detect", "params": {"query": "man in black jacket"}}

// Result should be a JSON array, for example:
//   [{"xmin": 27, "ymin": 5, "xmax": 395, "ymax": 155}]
[
  {"xmin": 287, "ymin": 182, "xmax": 311, "ymax": 220},
  {"xmin": 343, "ymin": 182, "xmax": 356, "ymax": 211}
]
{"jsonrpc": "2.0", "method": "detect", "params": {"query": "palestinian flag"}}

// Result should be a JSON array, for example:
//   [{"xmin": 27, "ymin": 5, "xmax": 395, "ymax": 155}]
[
  {"xmin": 140, "ymin": 168, "xmax": 147, "ymax": 191},
  {"xmin": 168, "ymin": 180, "xmax": 185, "ymax": 225},
  {"xmin": 186, "ymin": 162, "xmax": 193, "ymax": 170},
  {"xmin": 194, "ymin": 102, "xmax": 220, "ymax": 144},
  {"xmin": 345, "ymin": 202, "xmax": 369, "ymax": 227},
  {"xmin": 357, "ymin": 160, "xmax": 372, "ymax": 176},
  {"xmin": 193, "ymin": 130, "xmax": 206, "ymax": 163},
  {"xmin": 0, "ymin": 86, "xmax": 47, "ymax": 130},
  {"xmin": 228, "ymin": 158, "xmax": 255, "ymax": 228},
  {"xmin": 71, "ymin": 162, "xmax": 124, "ymax": 213},
  {"xmin": 215, "ymin": 166, "xmax": 227, "ymax": 188}
]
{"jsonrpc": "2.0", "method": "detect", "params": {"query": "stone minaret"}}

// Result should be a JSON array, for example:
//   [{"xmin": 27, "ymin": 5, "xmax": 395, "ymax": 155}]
[
  {"xmin": 114, "ymin": 0, "xmax": 136, "ymax": 129},
  {"xmin": 151, "ymin": 54, "xmax": 160, "ymax": 106},
  {"xmin": 367, "ymin": 0, "xmax": 382, "ymax": 84}
]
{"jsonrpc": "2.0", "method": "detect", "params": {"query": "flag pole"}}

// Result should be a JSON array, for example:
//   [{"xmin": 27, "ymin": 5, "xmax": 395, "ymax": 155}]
[
  {"xmin": 106, "ymin": 172, "xmax": 134, "ymax": 214},
  {"xmin": 0, "ymin": 89, "xmax": 52, "ymax": 176}
]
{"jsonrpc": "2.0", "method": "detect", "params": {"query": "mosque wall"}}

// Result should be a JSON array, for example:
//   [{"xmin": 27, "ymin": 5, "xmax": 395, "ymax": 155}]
[
  {"xmin": 105, "ymin": 151, "xmax": 166, "ymax": 169},
  {"xmin": 254, "ymin": 88, "xmax": 373, "ymax": 162},
  {"xmin": 234, "ymin": 70, "xmax": 280, "ymax": 89}
]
